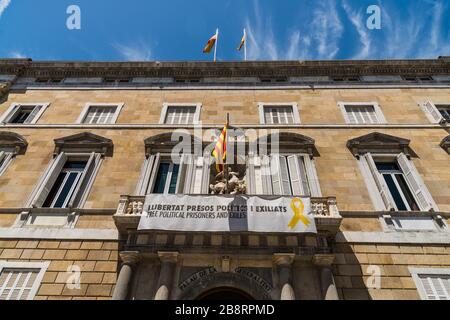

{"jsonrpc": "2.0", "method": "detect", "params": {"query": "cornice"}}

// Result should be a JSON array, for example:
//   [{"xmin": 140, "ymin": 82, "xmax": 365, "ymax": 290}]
[{"xmin": 1, "ymin": 57, "xmax": 449, "ymax": 79}]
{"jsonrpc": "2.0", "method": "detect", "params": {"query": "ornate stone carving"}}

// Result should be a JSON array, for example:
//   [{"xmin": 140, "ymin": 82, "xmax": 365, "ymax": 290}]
[
  {"xmin": 209, "ymin": 167, "xmax": 246, "ymax": 195},
  {"xmin": 347, "ymin": 132, "xmax": 417, "ymax": 158}
]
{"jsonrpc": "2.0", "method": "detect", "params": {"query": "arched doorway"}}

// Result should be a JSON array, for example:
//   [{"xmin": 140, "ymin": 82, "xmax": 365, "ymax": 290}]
[{"xmin": 196, "ymin": 287, "xmax": 254, "ymax": 300}]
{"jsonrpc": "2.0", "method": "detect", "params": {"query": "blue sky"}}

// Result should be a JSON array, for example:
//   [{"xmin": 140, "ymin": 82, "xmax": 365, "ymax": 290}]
[{"xmin": 0, "ymin": 0, "xmax": 449, "ymax": 61}]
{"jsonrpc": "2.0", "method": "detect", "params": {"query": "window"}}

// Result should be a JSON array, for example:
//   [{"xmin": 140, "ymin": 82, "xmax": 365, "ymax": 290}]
[
  {"xmin": 42, "ymin": 160, "xmax": 87, "ymax": 208},
  {"xmin": 159, "ymin": 103, "xmax": 202, "ymax": 125},
  {"xmin": 152, "ymin": 162, "xmax": 180, "ymax": 194},
  {"xmin": 135, "ymin": 152, "xmax": 209, "ymax": 196},
  {"xmin": 0, "ymin": 103, "xmax": 50, "ymax": 124},
  {"xmin": 375, "ymin": 161, "xmax": 419, "ymax": 211},
  {"xmin": 247, "ymin": 154, "xmax": 321, "ymax": 196},
  {"xmin": 359, "ymin": 153, "xmax": 438, "ymax": 212},
  {"xmin": 421, "ymin": 101, "xmax": 450, "ymax": 124},
  {"xmin": 0, "ymin": 261, "xmax": 49, "ymax": 300},
  {"xmin": 338, "ymin": 102, "xmax": 387, "ymax": 124},
  {"xmin": 76, "ymin": 103, "xmax": 124, "ymax": 124},
  {"xmin": 410, "ymin": 268, "xmax": 450, "ymax": 300},
  {"xmin": 28, "ymin": 152, "xmax": 101, "ymax": 209},
  {"xmin": 436, "ymin": 105, "xmax": 450, "ymax": 122},
  {"xmin": 258, "ymin": 103, "xmax": 301, "ymax": 125}
]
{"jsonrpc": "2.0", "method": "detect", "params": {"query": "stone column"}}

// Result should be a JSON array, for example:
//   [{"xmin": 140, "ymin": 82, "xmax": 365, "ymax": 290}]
[
  {"xmin": 273, "ymin": 253, "xmax": 296, "ymax": 300},
  {"xmin": 313, "ymin": 254, "xmax": 339, "ymax": 300},
  {"xmin": 112, "ymin": 251, "xmax": 141, "ymax": 300},
  {"xmin": 154, "ymin": 251, "xmax": 179, "ymax": 300}
]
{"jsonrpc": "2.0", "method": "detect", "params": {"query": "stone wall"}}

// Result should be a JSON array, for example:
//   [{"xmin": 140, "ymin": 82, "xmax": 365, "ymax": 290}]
[{"xmin": 0, "ymin": 239, "xmax": 118, "ymax": 300}]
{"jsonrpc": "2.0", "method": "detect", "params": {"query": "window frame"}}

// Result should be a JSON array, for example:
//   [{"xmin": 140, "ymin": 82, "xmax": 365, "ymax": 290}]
[
  {"xmin": 0, "ymin": 261, "xmax": 49, "ymax": 300},
  {"xmin": 419, "ymin": 100, "xmax": 449, "ymax": 124},
  {"xmin": 338, "ymin": 101, "xmax": 387, "ymax": 124},
  {"xmin": 76, "ymin": 103, "xmax": 124, "ymax": 124},
  {"xmin": 0, "ymin": 150, "xmax": 14, "ymax": 176},
  {"xmin": 159, "ymin": 103, "xmax": 202, "ymax": 125},
  {"xmin": 409, "ymin": 267, "xmax": 450, "ymax": 300},
  {"xmin": 0, "ymin": 103, "xmax": 50, "ymax": 125},
  {"xmin": 258, "ymin": 102, "xmax": 301, "ymax": 125}
]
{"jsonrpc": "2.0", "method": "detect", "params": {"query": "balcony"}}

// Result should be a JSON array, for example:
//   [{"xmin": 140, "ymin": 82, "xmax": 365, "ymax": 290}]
[{"xmin": 114, "ymin": 195, "xmax": 342, "ymax": 234}]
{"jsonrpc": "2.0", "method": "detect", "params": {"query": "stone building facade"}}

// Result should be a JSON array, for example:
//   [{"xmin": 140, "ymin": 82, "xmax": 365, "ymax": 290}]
[{"xmin": 0, "ymin": 57, "xmax": 449, "ymax": 300}]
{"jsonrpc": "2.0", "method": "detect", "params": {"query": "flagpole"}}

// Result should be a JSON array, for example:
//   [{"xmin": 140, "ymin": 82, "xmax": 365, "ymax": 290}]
[
  {"xmin": 244, "ymin": 28, "xmax": 247, "ymax": 61},
  {"xmin": 214, "ymin": 28, "xmax": 219, "ymax": 63},
  {"xmin": 224, "ymin": 113, "xmax": 229, "ymax": 194}
]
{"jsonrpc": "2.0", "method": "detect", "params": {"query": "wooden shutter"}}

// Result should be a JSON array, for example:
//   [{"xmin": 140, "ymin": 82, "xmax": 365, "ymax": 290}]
[
  {"xmin": 362, "ymin": 153, "xmax": 396, "ymax": 210},
  {"xmin": 270, "ymin": 155, "xmax": 291, "ymax": 195},
  {"xmin": 134, "ymin": 155, "xmax": 156, "ymax": 195},
  {"xmin": 261, "ymin": 155, "xmax": 272, "ymax": 195},
  {"xmin": 287, "ymin": 155, "xmax": 306, "ymax": 196},
  {"xmin": 423, "ymin": 101, "xmax": 443, "ymax": 123},
  {"xmin": 23, "ymin": 105, "xmax": 42, "ymax": 124},
  {"xmin": 396, "ymin": 153, "xmax": 437, "ymax": 211},
  {"xmin": 145, "ymin": 153, "xmax": 161, "ymax": 194},
  {"xmin": 201, "ymin": 156, "xmax": 211, "ymax": 194},
  {"xmin": 344, "ymin": 106, "xmax": 357, "ymax": 124},
  {"xmin": 246, "ymin": 156, "xmax": 255, "ymax": 195},
  {"xmin": 0, "ymin": 152, "xmax": 13, "ymax": 176},
  {"xmin": 2, "ymin": 104, "xmax": 20, "ymax": 123},
  {"xmin": 68, "ymin": 152, "xmax": 101, "ymax": 208},
  {"xmin": 246, "ymin": 156, "xmax": 264, "ymax": 195},
  {"xmin": 31, "ymin": 152, "xmax": 67, "ymax": 208},
  {"xmin": 191, "ymin": 156, "xmax": 204, "ymax": 194},
  {"xmin": 183, "ymin": 154, "xmax": 195, "ymax": 194},
  {"xmin": 303, "ymin": 155, "xmax": 322, "ymax": 197},
  {"xmin": 175, "ymin": 154, "xmax": 189, "ymax": 194}
]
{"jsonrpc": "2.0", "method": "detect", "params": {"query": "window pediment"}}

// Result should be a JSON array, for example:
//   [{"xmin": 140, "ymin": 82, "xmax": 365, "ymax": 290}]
[
  {"xmin": 347, "ymin": 132, "xmax": 416, "ymax": 158},
  {"xmin": 256, "ymin": 132, "xmax": 319, "ymax": 157},
  {"xmin": 441, "ymin": 136, "xmax": 450, "ymax": 155},
  {"xmin": 0, "ymin": 131, "xmax": 28, "ymax": 154},
  {"xmin": 144, "ymin": 132, "xmax": 204, "ymax": 156},
  {"xmin": 54, "ymin": 132, "xmax": 113, "ymax": 156}
]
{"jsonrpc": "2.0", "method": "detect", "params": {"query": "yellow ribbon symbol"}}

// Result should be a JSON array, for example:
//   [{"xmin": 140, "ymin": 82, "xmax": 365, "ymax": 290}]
[{"xmin": 288, "ymin": 198, "xmax": 310, "ymax": 229}]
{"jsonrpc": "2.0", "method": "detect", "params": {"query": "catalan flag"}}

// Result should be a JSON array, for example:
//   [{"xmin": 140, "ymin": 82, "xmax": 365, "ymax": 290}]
[
  {"xmin": 212, "ymin": 121, "xmax": 228, "ymax": 173},
  {"xmin": 237, "ymin": 29, "xmax": 246, "ymax": 51},
  {"xmin": 203, "ymin": 30, "xmax": 218, "ymax": 53}
]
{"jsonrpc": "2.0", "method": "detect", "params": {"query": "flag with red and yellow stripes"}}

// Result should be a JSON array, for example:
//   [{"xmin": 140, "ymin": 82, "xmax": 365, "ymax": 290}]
[
  {"xmin": 203, "ymin": 31, "xmax": 218, "ymax": 53},
  {"xmin": 212, "ymin": 121, "xmax": 228, "ymax": 173}
]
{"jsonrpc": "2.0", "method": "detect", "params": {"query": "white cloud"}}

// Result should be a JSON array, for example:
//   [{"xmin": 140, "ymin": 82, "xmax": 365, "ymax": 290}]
[
  {"xmin": 9, "ymin": 51, "xmax": 25, "ymax": 58},
  {"xmin": 0, "ymin": 0, "xmax": 11, "ymax": 18},
  {"xmin": 113, "ymin": 42, "xmax": 152, "ymax": 61},
  {"xmin": 311, "ymin": 1, "xmax": 343, "ymax": 59},
  {"xmin": 342, "ymin": 0, "xmax": 371, "ymax": 59}
]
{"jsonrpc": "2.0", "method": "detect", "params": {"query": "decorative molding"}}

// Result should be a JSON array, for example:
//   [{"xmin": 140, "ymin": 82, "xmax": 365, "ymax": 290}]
[
  {"xmin": 440, "ymin": 135, "xmax": 450, "ymax": 155},
  {"xmin": 157, "ymin": 251, "xmax": 179, "ymax": 263},
  {"xmin": 1, "ymin": 58, "xmax": 449, "ymax": 79},
  {"xmin": 312, "ymin": 254, "xmax": 335, "ymax": 267},
  {"xmin": 273, "ymin": 253, "xmax": 295, "ymax": 266},
  {"xmin": 119, "ymin": 251, "xmax": 141, "ymax": 265},
  {"xmin": 336, "ymin": 231, "xmax": 450, "ymax": 244},
  {"xmin": 144, "ymin": 132, "xmax": 204, "ymax": 156},
  {"xmin": 257, "ymin": 132, "xmax": 319, "ymax": 157},
  {"xmin": 54, "ymin": 132, "xmax": 114, "ymax": 156},
  {"xmin": 347, "ymin": 132, "xmax": 416, "ymax": 158},
  {"xmin": 0, "ymin": 131, "xmax": 28, "ymax": 155}
]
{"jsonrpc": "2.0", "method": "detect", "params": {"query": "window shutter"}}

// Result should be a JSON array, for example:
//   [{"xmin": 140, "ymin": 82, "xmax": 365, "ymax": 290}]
[
  {"xmin": 419, "ymin": 275, "xmax": 450, "ymax": 300},
  {"xmin": 135, "ymin": 155, "xmax": 156, "ymax": 195},
  {"xmin": 145, "ymin": 153, "xmax": 161, "ymax": 194},
  {"xmin": 423, "ymin": 101, "xmax": 443, "ymax": 123},
  {"xmin": 260, "ymin": 155, "xmax": 272, "ymax": 195},
  {"xmin": 201, "ymin": 156, "xmax": 211, "ymax": 194},
  {"xmin": 191, "ymin": 156, "xmax": 204, "ymax": 194},
  {"xmin": 362, "ymin": 152, "xmax": 396, "ymax": 210},
  {"xmin": 246, "ymin": 156, "xmax": 256, "ymax": 195},
  {"xmin": 287, "ymin": 155, "xmax": 306, "ymax": 196},
  {"xmin": 344, "ymin": 106, "xmax": 357, "ymax": 124},
  {"xmin": 31, "ymin": 152, "xmax": 67, "ymax": 208},
  {"xmin": 183, "ymin": 154, "xmax": 195, "ymax": 194},
  {"xmin": 68, "ymin": 152, "xmax": 101, "ymax": 208},
  {"xmin": 2, "ymin": 104, "xmax": 20, "ymax": 123},
  {"xmin": 0, "ymin": 152, "xmax": 13, "ymax": 176},
  {"xmin": 23, "ymin": 105, "xmax": 42, "ymax": 124},
  {"xmin": 175, "ymin": 154, "xmax": 189, "ymax": 194},
  {"xmin": 303, "ymin": 155, "xmax": 322, "ymax": 197},
  {"xmin": 396, "ymin": 153, "xmax": 437, "ymax": 212},
  {"xmin": 270, "ymin": 155, "xmax": 291, "ymax": 195}
]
